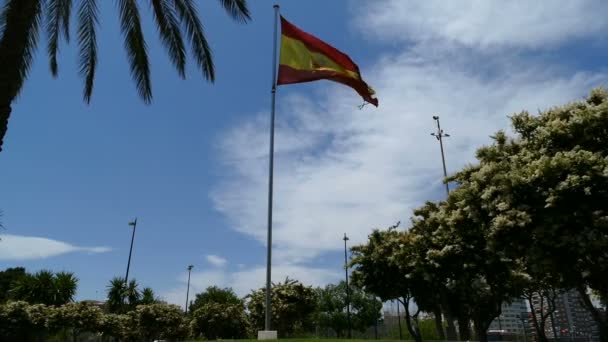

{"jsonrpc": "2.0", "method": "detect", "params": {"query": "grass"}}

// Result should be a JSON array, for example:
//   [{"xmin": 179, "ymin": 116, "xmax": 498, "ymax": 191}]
[{"xmin": 183, "ymin": 339, "xmax": 413, "ymax": 342}]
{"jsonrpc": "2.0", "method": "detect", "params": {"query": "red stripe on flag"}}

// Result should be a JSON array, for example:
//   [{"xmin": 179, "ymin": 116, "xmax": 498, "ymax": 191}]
[
  {"xmin": 277, "ymin": 65, "xmax": 378, "ymax": 107},
  {"xmin": 280, "ymin": 16, "xmax": 359, "ymax": 74}
]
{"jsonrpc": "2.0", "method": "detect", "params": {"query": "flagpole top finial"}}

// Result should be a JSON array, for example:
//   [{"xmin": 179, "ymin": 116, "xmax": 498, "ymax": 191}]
[{"xmin": 273, "ymin": 4, "xmax": 279, "ymax": 9}]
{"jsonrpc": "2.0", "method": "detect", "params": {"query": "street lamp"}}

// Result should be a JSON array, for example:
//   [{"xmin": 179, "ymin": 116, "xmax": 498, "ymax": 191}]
[
  {"xmin": 185, "ymin": 265, "xmax": 194, "ymax": 314},
  {"xmin": 431, "ymin": 116, "xmax": 450, "ymax": 195},
  {"xmin": 343, "ymin": 233, "xmax": 352, "ymax": 339},
  {"xmin": 124, "ymin": 218, "xmax": 137, "ymax": 285}
]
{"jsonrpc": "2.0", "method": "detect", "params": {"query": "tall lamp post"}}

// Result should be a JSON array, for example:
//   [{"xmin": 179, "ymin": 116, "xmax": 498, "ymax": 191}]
[
  {"xmin": 185, "ymin": 265, "xmax": 194, "ymax": 314},
  {"xmin": 124, "ymin": 218, "xmax": 137, "ymax": 285},
  {"xmin": 343, "ymin": 233, "xmax": 352, "ymax": 339},
  {"xmin": 431, "ymin": 116, "xmax": 450, "ymax": 195}
]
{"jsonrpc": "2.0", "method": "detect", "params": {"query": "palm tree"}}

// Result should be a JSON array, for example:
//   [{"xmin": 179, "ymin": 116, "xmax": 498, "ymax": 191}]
[
  {"xmin": 9, "ymin": 269, "xmax": 77, "ymax": 305},
  {"xmin": 106, "ymin": 276, "xmax": 127, "ymax": 313},
  {"xmin": 125, "ymin": 279, "xmax": 141, "ymax": 308},
  {"xmin": 53, "ymin": 271, "xmax": 77, "ymax": 305},
  {"xmin": 106, "ymin": 277, "xmax": 143, "ymax": 313},
  {"xmin": 140, "ymin": 286, "xmax": 156, "ymax": 304},
  {"xmin": 0, "ymin": 0, "xmax": 250, "ymax": 152}
]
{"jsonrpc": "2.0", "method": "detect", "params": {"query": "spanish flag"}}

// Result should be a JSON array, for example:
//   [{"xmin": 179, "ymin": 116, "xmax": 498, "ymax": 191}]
[{"xmin": 277, "ymin": 17, "xmax": 378, "ymax": 107}]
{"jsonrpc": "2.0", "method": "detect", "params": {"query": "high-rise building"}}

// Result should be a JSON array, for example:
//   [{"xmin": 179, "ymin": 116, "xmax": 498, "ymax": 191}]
[
  {"xmin": 530, "ymin": 289, "xmax": 599, "ymax": 341},
  {"xmin": 489, "ymin": 299, "xmax": 529, "ymax": 336}
]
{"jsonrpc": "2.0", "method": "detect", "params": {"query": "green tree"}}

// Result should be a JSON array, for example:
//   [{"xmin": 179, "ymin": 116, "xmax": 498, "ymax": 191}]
[
  {"xmin": 0, "ymin": 301, "xmax": 51, "ymax": 340},
  {"xmin": 316, "ymin": 281, "xmax": 382, "ymax": 337},
  {"xmin": 190, "ymin": 302, "xmax": 249, "ymax": 339},
  {"xmin": 106, "ymin": 277, "xmax": 127, "ymax": 313},
  {"xmin": 445, "ymin": 88, "xmax": 608, "ymax": 341},
  {"xmin": 140, "ymin": 287, "xmax": 158, "ymax": 305},
  {"xmin": 106, "ymin": 277, "xmax": 142, "ymax": 313},
  {"xmin": 409, "ymin": 202, "xmax": 456, "ymax": 340},
  {"xmin": 246, "ymin": 277, "xmax": 318, "ymax": 337},
  {"xmin": 189, "ymin": 285, "xmax": 241, "ymax": 314},
  {"xmin": 130, "ymin": 303, "xmax": 188, "ymax": 341},
  {"xmin": 9, "ymin": 270, "xmax": 77, "ymax": 306},
  {"xmin": 0, "ymin": 267, "xmax": 27, "ymax": 303},
  {"xmin": 351, "ymin": 228, "xmax": 426, "ymax": 342},
  {"xmin": 0, "ymin": 0, "xmax": 251, "ymax": 152}
]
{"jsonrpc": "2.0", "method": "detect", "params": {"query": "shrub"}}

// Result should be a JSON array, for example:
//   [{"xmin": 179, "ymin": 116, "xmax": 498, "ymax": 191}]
[
  {"xmin": 131, "ymin": 303, "xmax": 188, "ymax": 341},
  {"xmin": 190, "ymin": 302, "xmax": 250, "ymax": 339}
]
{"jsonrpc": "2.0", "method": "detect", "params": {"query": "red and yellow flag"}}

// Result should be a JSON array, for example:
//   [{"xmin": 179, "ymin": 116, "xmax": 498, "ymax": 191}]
[{"xmin": 277, "ymin": 17, "xmax": 378, "ymax": 107}]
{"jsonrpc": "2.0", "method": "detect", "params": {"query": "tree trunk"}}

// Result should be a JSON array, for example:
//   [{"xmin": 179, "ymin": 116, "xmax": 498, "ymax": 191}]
[
  {"xmin": 440, "ymin": 295, "xmax": 458, "ymax": 341},
  {"xmin": 402, "ymin": 297, "xmax": 422, "ymax": 342},
  {"xmin": 577, "ymin": 285, "xmax": 608, "ymax": 342},
  {"xmin": 0, "ymin": 104, "xmax": 11, "ymax": 152},
  {"xmin": 457, "ymin": 314, "xmax": 472, "ymax": 341},
  {"xmin": 473, "ymin": 318, "xmax": 490, "ymax": 342},
  {"xmin": 527, "ymin": 295, "xmax": 549, "ymax": 342},
  {"xmin": 433, "ymin": 306, "xmax": 446, "ymax": 340}
]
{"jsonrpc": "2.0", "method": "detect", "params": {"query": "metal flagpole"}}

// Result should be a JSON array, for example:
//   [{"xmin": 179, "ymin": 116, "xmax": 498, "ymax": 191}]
[{"xmin": 264, "ymin": 4, "xmax": 280, "ymax": 335}]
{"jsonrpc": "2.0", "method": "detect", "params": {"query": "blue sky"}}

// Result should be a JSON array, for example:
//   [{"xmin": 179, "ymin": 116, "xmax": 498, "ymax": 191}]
[{"xmin": 1, "ymin": 0, "xmax": 607, "ymax": 306}]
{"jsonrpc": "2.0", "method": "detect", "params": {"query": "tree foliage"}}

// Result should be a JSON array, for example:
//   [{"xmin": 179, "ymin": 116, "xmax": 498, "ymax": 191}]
[
  {"xmin": 130, "ymin": 303, "xmax": 188, "ymax": 342},
  {"xmin": 246, "ymin": 277, "xmax": 318, "ymax": 337},
  {"xmin": 190, "ymin": 302, "xmax": 249, "ymax": 339},
  {"xmin": 189, "ymin": 285, "xmax": 241, "ymax": 314},
  {"xmin": 9, "ymin": 270, "xmax": 77, "ymax": 306},
  {"xmin": 0, "ymin": 267, "xmax": 27, "ymax": 303},
  {"xmin": 316, "ymin": 281, "xmax": 382, "ymax": 337},
  {"xmin": 351, "ymin": 89, "xmax": 608, "ymax": 342},
  {"xmin": 106, "ymin": 277, "xmax": 143, "ymax": 313},
  {"xmin": 0, "ymin": 0, "xmax": 251, "ymax": 152}
]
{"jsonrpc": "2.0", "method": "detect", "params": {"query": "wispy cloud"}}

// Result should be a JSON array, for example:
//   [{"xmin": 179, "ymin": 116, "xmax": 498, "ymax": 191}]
[
  {"xmin": 210, "ymin": 1, "xmax": 608, "ymax": 273},
  {"xmin": 357, "ymin": 0, "xmax": 608, "ymax": 49},
  {"xmin": 0, "ymin": 234, "xmax": 112, "ymax": 260},
  {"xmin": 206, "ymin": 254, "xmax": 228, "ymax": 267}
]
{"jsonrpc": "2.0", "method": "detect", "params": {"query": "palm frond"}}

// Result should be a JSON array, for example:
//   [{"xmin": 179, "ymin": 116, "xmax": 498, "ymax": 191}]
[
  {"xmin": 173, "ymin": 0, "xmax": 214, "ymax": 81},
  {"xmin": 60, "ymin": 0, "xmax": 71, "ymax": 41},
  {"xmin": 217, "ymin": 0, "xmax": 250, "ymax": 23},
  {"xmin": 150, "ymin": 0, "xmax": 186, "ymax": 78},
  {"xmin": 0, "ymin": 0, "xmax": 44, "ymax": 99},
  {"xmin": 46, "ymin": 0, "xmax": 73, "ymax": 76},
  {"xmin": 77, "ymin": 0, "xmax": 98, "ymax": 103},
  {"xmin": 118, "ymin": 0, "xmax": 152, "ymax": 103}
]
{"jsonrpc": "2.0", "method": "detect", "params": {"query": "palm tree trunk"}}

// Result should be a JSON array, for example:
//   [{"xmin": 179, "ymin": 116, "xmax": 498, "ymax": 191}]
[{"xmin": 0, "ymin": 104, "xmax": 11, "ymax": 152}]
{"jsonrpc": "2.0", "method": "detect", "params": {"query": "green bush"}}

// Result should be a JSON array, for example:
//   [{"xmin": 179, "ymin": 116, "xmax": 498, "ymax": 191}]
[
  {"xmin": 0, "ymin": 301, "xmax": 52, "ymax": 340},
  {"xmin": 190, "ymin": 302, "xmax": 250, "ymax": 339},
  {"xmin": 130, "ymin": 303, "xmax": 188, "ymax": 341}
]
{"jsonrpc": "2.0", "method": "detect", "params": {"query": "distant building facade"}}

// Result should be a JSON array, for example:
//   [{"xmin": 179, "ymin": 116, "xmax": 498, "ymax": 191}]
[
  {"xmin": 530, "ymin": 289, "xmax": 599, "ymax": 341},
  {"xmin": 489, "ymin": 299, "xmax": 529, "ymax": 336}
]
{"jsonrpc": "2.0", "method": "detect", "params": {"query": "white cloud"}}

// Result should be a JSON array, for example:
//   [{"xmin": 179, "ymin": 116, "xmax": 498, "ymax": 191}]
[
  {"xmin": 205, "ymin": 254, "xmax": 228, "ymax": 267},
  {"xmin": 212, "ymin": 55, "xmax": 607, "ymax": 263},
  {"xmin": 210, "ymin": 0, "xmax": 608, "ymax": 270},
  {"xmin": 0, "ymin": 234, "xmax": 112, "ymax": 260},
  {"xmin": 357, "ymin": 0, "xmax": 608, "ymax": 50},
  {"xmin": 161, "ymin": 264, "xmax": 340, "ymax": 308}
]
